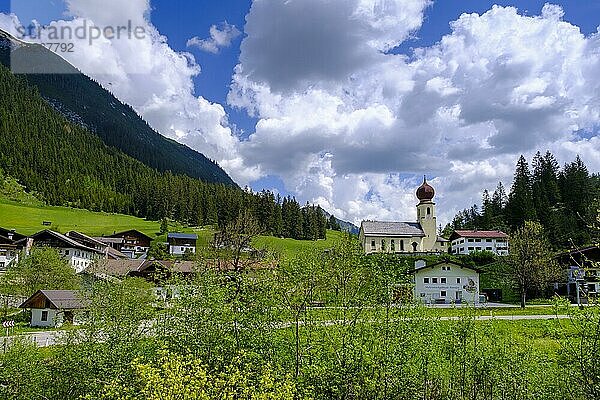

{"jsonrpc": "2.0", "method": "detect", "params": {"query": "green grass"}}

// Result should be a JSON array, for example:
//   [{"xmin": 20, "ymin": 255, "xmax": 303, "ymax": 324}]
[
  {"xmin": 0, "ymin": 199, "xmax": 343, "ymax": 256},
  {"xmin": 0, "ymin": 198, "xmax": 162, "ymax": 237},
  {"xmin": 253, "ymin": 230, "xmax": 344, "ymax": 258}
]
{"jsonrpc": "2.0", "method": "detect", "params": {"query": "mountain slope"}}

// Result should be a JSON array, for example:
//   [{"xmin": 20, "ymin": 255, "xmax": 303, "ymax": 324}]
[{"xmin": 0, "ymin": 29, "xmax": 235, "ymax": 186}]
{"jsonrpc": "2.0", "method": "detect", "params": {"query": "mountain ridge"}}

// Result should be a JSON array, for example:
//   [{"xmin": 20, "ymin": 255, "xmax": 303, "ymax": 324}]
[{"xmin": 0, "ymin": 28, "xmax": 236, "ymax": 186}]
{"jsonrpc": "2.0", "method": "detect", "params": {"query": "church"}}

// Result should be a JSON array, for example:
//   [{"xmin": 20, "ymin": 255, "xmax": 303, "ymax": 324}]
[{"xmin": 358, "ymin": 178, "xmax": 450, "ymax": 255}]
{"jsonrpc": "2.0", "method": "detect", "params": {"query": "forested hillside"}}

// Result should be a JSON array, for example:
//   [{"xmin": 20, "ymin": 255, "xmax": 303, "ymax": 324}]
[
  {"xmin": 0, "ymin": 63, "xmax": 327, "ymax": 240},
  {"xmin": 0, "ymin": 28, "xmax": 234, "ymax": 185},
  {"xmin": 447, "ymin": 151, "xmax": 600, "ymax": 248}
]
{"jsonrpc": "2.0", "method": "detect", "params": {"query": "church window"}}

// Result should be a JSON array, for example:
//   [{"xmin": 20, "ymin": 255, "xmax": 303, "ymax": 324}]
[
  {"xmin": 381, "ymin": 240, "xmax": 386, "ymax": 251},
  {"xmin": 371, "ymin": 241, "xmax": 376, "ymax": 250},
  {"xmin": 400, "ymin": 240, "xmax": 405, "ymax": 251},
  {"xmin": 412, "ymin": 242, "xmax": 418, "ymax": 252},
  {"xmin": 427, "ymin": 207, "xmax": 431, "ymax": 215}
]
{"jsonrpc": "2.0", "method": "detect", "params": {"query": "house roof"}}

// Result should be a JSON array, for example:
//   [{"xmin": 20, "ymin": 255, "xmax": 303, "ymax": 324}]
[
  {"xmin": 167, "ymin": 233, "xmax": 198, "ymax": 240},
  {"xmin": 93, "ymin": 237, "xmax": 124, "ymax": 244},
  {"xmin": 410, "ymin": 260, "xmax": 484, "ymax": 274},
  {"xmin": 361, "ymin": 221, "xmax": 425, "ymax": 237},
  {"xmin": 0, "ymin": 227, "xmax": 27, "ymax": 242},
  {"xmin": 106, "ymin": 230, "xmax": 153, "ymax": 241},
  {"xmin": 107, "ymin": 247, "xmax": 129, "ymax": 259},
  {"xmin": 450, "ymin": 230, "xmax": 508, "ymax": 241},
  {"xmin": 85, "ymin": 259, "xmax": 196, "ymax": 277},
  {"xmin": 66, "ymin": 231, "xmax": 108, "ymax": 249},
  {"xmin": 20, "ymin": 290, "xmax": 88, "ymax": 310},
  {"xmin": 15, "ymin": 230, "xmax": 103, "ymax": 254}
]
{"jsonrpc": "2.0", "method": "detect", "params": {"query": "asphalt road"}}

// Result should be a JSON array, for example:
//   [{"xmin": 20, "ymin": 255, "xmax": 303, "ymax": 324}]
[{"xmin": 0, "ymin": 314, "xmax": 573, "ymax": 349}]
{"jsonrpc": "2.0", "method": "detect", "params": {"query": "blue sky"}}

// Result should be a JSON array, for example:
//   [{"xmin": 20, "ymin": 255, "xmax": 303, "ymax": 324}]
[{"xmin": 1, "ymin": 1, "xmax": 599, "ymax": 224}]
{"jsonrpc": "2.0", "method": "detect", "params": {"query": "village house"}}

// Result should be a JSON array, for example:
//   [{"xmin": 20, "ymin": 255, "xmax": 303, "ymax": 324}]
[
  {"xmin": 85, "ymin": 259, "xmax": 196, "ymax": 301},
  {"xmin": 15, "ymin": 230, "xmax": 104, "ymax": 273},
  {"xmin": 167, "ymin": 233, "xmax": 198, "ymax": 256},
  {"xmin": 66, "ymin": 231, "xmax": 127, "ymax": 259},
  {"xmin": 411, "ymin": 260, "xmax": 482, "ymax": 305},
  {"xmin": 449, "ymin": 230, "xmax": 509, "ymax": 256},
  {"xmin": 359, "ymin": 178, "xmax": 450, "ymax": 255},
  {"xmin": 19, "ymin": 290, "xmax": 88, "ymax": 328},
  {"xmin": 555, "ymin": 245, "xmax": 600, "ymax": 303},
  {"xmin": 0, "ymin": 227, "xmax": 27, "ymax": 271},
  {"xmin": 96, "ymin": 229, "xmax": 153, "ymax": 259}
]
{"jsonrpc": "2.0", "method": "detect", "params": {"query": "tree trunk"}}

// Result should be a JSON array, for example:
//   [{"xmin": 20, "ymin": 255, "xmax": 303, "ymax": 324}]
[{"xmin": 520, "ymin": 290, "xmax": 526, "ymax": 309}]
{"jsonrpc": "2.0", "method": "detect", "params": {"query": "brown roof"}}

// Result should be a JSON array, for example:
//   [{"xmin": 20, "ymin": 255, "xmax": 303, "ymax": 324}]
[
  {"xmin": 20, "ymin": 290, "xmax": 88, "ymax": 310},
  {"xmin": 450, "ymin": 230, "xmax": 508, "ymax": 240},
  {"xmin": 86, "ymin": 259, "xmax": 197, "ymax": 277}
]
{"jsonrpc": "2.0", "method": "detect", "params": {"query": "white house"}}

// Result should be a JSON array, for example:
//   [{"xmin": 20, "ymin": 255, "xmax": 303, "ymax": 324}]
[
  {"xmin": 412, "ymin": 260, "xmax": 482, "ymax": 304},
  {"xmin": 167, "ymin": 233, "xmax": 198, "ymax": 256},
  {"xmin": 0, "ymin": 228, "xmax": 27, "ymax": 271},
  {"xmin": 359, "ymin": 178, "xmax": 449, "ymax": 255},
  {"xmin": 19, "ymin": 290, "xmax": 87, "ymax": 328},
  {"xmin": 16, "ymin": 230, "xmax": 104, "ymax": 273},
  {"xmin": 450, "ymin": 230, "xmax": 509, "ymax": 256}
]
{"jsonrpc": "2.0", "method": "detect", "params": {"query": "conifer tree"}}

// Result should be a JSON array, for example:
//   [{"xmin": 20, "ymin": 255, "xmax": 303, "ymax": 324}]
[{"xmin": 506, "ymin": 155, "xmax": 537, "ymax": 229}]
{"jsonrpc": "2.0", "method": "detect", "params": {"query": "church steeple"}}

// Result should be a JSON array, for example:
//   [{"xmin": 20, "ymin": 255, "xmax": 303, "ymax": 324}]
[{"xmin": 416, "ymin": 176, "xmax": 437, "ymax": 251}]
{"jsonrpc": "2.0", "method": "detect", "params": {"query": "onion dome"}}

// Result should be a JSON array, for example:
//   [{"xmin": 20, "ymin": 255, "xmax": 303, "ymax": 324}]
[{"xmin": 416, "ymin": 176, "xmax": 435, "ymax": 202}]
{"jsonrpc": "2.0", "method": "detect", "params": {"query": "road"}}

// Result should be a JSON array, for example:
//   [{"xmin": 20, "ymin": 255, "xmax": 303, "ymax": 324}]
[{"xmin": 1, "ymin": 314, "xmax": 572, "ymax": 349}]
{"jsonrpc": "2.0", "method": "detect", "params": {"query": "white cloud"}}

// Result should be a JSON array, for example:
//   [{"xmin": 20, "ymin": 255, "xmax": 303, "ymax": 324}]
[
  {"xmin": 230, "ymin": 2, "xmax": 600, "ymax": 226},
  {"xmin": 187, "ymin": 22, "xmax": 241, "ymax": 54}
]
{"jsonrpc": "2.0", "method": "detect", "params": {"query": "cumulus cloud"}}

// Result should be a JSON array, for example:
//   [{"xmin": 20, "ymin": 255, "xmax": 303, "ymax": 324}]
[
  {"xmin": 230, "ymin": 2, "xmax": 600, "ymax": 226},
  {"xmin": 0, "ymin": 0, "xmax": 257, "ymax": 184},
  {"xmin": 187, "ymin": 22, "xmax": 241, "ymax": 54}
]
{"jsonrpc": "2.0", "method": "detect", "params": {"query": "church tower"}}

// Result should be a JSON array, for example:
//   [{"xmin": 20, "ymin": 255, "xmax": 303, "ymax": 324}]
[{"xmin": 416, "ymin": 176, "xmax": 437, "ymax": 252}]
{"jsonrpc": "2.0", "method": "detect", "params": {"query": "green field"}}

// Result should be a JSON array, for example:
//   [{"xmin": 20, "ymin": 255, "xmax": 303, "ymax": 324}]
[
  {"xmin": 0, "ymin": 199, "xmax": 342, "ymax": 255},
  {"xmin": 253, "ymin": 230, "xmax": 344, "ymax": 258},
  {"xmin": 0, "ymin": 199, "xmax": 162, "ymax": 237}
]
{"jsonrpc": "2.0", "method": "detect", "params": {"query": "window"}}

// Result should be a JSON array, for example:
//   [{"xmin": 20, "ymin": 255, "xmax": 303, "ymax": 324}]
[
  {"xmin": 371, "ymin": 240, "xmax": 376, "ymax": 249},
  {"xmin": 486, "ymin": 247, "xmax": 493, "ymax": 251},
  {"xmin": 391, "ymin": 240, "xmax": 395, "ymax": 252},
  {"xmin": 65, "ymin": 250, "xmax": 70, "ymax": 255},
  {"xmin": 432, "ymin": 278, "xmax": 438, "ymax": 284},
  {"xmin": 381, "ymin": 240, "xmax": 386, "ymax": 251},
  {"xmin": 400, "ymin": 240, "xmax": 405, "ymax": 251},
  {"xmin": 468, "ymin": 247, "xmax": 475, "ymax": 251},
  {"xmin": 456, "ymin": 278, "xmax": 461, "ymax": 284},
  {"xmin": 424, "ymin": 278, "xmax": 430, "ymax": 284},
  {"xmin": 427, "ymin": 207, "xmax": 431, "ymax": 215},
  {"xmin": 41, "ymin": 311, "xmax": 48, "ymax": 322},
  {"xmin": 181, "ymin": 247, "xmax": 185, "ymax": 252},
  {"xmin": 486, "ymin": 239, "xmax": 492, "ymax": 242},
  {"xmin": 475, "ymin": 239, "xmax": 481, "ymax": 243},
  {"xmin": 441, "ymin": 291, "xmax": 447, "ymax": 297},
  {"xmin": 441, "ymin": 278, "xmax": 447, "ymax": 284},
  {"xmin": 468, "ymin": 239, "xmax": 474, "ymax": 243}
]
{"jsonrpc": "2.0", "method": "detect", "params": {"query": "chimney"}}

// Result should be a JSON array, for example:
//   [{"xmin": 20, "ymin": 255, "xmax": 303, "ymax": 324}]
[{"xmin": 415, "ymin": 259, "xmax": 426, "ymax": 269}]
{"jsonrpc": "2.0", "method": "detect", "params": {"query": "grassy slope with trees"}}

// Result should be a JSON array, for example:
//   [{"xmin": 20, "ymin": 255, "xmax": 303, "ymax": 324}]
[{"xmin": 0, "ymin": 61, "xmax": 331, "ymax": 242}]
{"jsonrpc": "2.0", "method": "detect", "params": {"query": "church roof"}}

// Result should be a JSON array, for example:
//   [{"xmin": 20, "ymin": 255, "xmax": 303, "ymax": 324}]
[{"xmin": 361, "ymin": 221, "xmax": 425, "ymax": 237}]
